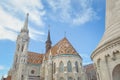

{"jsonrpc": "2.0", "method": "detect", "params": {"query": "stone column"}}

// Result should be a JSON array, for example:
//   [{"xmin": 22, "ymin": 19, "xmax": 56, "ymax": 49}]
[{"xmin": 104, "ymin": 55, "xmax": 111, "ymax": 80}]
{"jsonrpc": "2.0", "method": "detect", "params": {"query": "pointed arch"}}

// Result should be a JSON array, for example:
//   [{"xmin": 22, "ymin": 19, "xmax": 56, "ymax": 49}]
[
  {"xmin": 67, "ymin": 61, "xmax": 72, "ymax": 72},
  {"xmin": 21, "ymin": 45, "xmax": 24, "ymax": 52},
  {"xmin": 21, "ymin": 75, "xmax": 24, "ymax": 80},
  {"xmin": 17, "ymin": 44, "xmax": 20, "ymax": 51},
  {"xmin": 59, "ymin": 61, "xmax": 64, "ymax": 72},
  {"xmin": 75, "ymin": 61, "xmax": 79, "ymax": 72},
  {"xmin": 112, "ymin": 64, "xmax": 120, "ymax": 80}
]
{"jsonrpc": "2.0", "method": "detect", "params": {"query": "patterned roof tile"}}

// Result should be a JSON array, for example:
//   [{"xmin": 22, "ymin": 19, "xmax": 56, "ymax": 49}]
[{"xmin": 27, "ymin": 52, "xmax": 44, "ymax": 64}]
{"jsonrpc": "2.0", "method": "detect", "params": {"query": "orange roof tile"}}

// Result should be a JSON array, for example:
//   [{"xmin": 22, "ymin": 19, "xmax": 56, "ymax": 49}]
[
  {"xmin": 45, "ymin": 37, "xmax": 78, "ymax": 59},
  {"xmin": 27, "ymin": 52, "xmax": 44, "ymax": 64},
  {"xmin": 84, "ymin": 64, "xmax": 95, "ymax": 73}
]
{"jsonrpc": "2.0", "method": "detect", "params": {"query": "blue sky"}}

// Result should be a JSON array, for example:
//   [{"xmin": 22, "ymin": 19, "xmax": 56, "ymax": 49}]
[{"xmin": 0, "ymin": 0, "xmax": 105, "ymax": 78}]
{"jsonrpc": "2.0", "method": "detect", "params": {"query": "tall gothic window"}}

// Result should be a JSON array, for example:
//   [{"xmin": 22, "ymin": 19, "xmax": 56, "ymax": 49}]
[
  {"xmin": 59, "ymin": 61, "xmax": 64, "ymax": 72},
  {"xmin": 21, "ymin": 75, "xmax": 24, "ymax": 80},
  {"xmin": 54, "ymin": 63, "xmax": 56, "ymax": 73},
  {"xmin": 67, "ymin": 61, "xmax": 72, "ymax": 72},
  {"xmin": 21, "ymin": 45, "xmax": 24, "ymax": 52},
  {"xmin": 75, "ymin": 61, "xmax": 79, "ymax": 72}
]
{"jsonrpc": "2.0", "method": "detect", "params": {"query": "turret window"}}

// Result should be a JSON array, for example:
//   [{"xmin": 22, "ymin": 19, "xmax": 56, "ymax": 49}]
[
  {"xmin": 67, "ymin": 61, "xmax": 72, "ymax": 72},
  {"xmin": 59, "ymin": 61, "xmax": 64, "ymax": 72}
]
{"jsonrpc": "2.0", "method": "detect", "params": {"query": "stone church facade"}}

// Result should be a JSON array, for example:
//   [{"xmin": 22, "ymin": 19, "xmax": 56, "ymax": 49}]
[
  {"xmin": 2, "ymin": 13, "xmax": 88, "ymax": 80},
  {"xmin": 91, "ymin": 0, "xmax": 120, "ymax": 80},
  {"xmin": 2, "ymin": 0, "xmax": 120, "ymax": 80}
]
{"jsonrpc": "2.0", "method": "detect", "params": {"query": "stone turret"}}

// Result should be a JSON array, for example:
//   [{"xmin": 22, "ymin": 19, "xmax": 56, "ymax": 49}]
[
  {"xmin": 91, "ymin": 0, "xmax": 120, "ymax": 80},
  {"xmin": 94, "ymin": 0, "xmax": 120, "ymax": 50}
]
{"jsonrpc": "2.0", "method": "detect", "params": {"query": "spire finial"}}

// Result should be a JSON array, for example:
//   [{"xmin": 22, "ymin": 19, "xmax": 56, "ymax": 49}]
[
  {"xmin": 27, "ymin": 13, "xmax": 29, "ymax": 16},
  {"xmin": 64, "ymin": 31, "xmax": 66, "ymax": 37},
  {"xmin": 48, "ymin": 25, "xmax": 50, "ymax": 31}
]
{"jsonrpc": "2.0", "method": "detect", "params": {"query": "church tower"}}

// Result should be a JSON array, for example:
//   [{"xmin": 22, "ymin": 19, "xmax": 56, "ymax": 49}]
[
  {"xmin": 12, "ymin": 13, "xmax": 29, "ymax": 80},
  {"xmin": 91, "ymin": 0, "xmax": 120, "ymax": 80},
  {"xmin": 45, "ymin": 29, "xmax": 52, "ymax": 53}
]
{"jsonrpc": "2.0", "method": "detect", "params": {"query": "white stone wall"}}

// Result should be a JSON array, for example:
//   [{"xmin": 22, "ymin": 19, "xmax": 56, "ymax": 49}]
[
  {"xmin": 92, "ymin": 39, "xmax": 120, "ymax": 80},
  {"xmin": 52, "ymin": 54, "xmax": 84, "ymax": 80},
  {"xmin": 26, "ymin": 64, "xmax": 41, "ymax": 80}
]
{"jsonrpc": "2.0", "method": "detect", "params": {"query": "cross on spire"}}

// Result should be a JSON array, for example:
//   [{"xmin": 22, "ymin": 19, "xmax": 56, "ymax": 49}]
[{"xmin": 64, "ymin": 31, "xmax": 66, "ymax": 37}]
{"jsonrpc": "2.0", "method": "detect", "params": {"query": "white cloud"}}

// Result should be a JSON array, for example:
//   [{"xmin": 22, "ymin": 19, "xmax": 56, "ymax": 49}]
[
  {"xmin": 0, "ymin": 65, "xmax": 5, "ymax": 70},
  {"xmin": 73, "ymin": 8, "xmax": 97, "ymax": 25},
  {"xmin": 0, "ymin": 0, "xmax": 45, "ymax": 41},
  {"xmin": 0, "ymin": 0, "xmax": 98, "ymax": 41},
  {"xmin": 0, "ymin": 65, "xmax": 8, "ymax": 79},
  {"xmin": 1, "ymin": 0, "xmax": 45, "ymax": 27},
  {"xmin": 47, "ymin": 0, "xmax": 97, "ymax": 25}
]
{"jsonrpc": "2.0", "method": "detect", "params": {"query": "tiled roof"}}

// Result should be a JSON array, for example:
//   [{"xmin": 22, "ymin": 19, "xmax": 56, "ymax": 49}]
[
  {"xmin": 27, "ymin": 37, "xmax": 79, "ymax": 61},
  {"xmin": 45, "ymin": 37, "xmax": 78, "ymax": 59},
  {"xmin": 27, "ymin": 52, "xmax": 44, "ymax": 64},
  {"xmin": 4, "ymin": 76, "xmax": 11, "ymax": 80},
  {"xmin": 84, "ymin": 64, "xmax": 95, "ymax": 73}
]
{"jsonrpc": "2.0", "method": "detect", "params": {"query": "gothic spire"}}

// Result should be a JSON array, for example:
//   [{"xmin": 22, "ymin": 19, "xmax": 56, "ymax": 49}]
[
  {"xmin": 45, "ymin": 27, "xmax": 52, "ymax": 53},
  {"xmin": 47, "ymin": 29, "xmax": 51, "ymax": 41},
  {"xmin": 21, "ymin": 13, "xmax": 29, "ymax": 32}
]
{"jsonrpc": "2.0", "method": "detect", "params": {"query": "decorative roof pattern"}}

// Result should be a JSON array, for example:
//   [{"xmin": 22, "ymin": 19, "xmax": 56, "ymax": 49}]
[
  {"xmin": 27, "ymin": 52, "xmax": 44, "ymax": 64},
  {"xmin": 46, "ymin": 37, "xmax": 78, "ymax": 57}
]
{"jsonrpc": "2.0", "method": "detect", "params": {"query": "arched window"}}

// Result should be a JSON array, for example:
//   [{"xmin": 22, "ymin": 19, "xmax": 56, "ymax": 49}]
[
  {"xmin": 21, "ymin": 45, "xmax": 24, "ymax": 52},
  {"xmin": 59, "ymin": 61, "xmax": 64, "ymax": 72},
  {"xmin": 21, "ymin": 75, "xmax": 24, "ymax": 80},
  {"xmin": 77, "ymin": 77, "xmax": 81, "ymax": 80},
  {"xmin": 54, "ymin": 63, "xmax": 56, "ymax": 73},
  {"xmin": 75, "ymin": 61, "xmax": 79, "ymax": 72},
  {"xmin": 60, "ymin": 77, "xmax": 64, "ymax": 80},
  {"xmin": 17, "ymin": 44, "xmax": 20, "ymax": 51},
  {"xmin": 15, "ymin": 56, "xmax": 18, "ymax": 63},
  {"xmin": 31, "ymin": 70, "xmax": 35, "ymax": 74},
  {"xmin": 68, "ymin": 77, "xmax": 73, "ymax": 80},
  {"xmin": 67, "ymin": 61, "xmax": 72, "ymax": 72}
]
